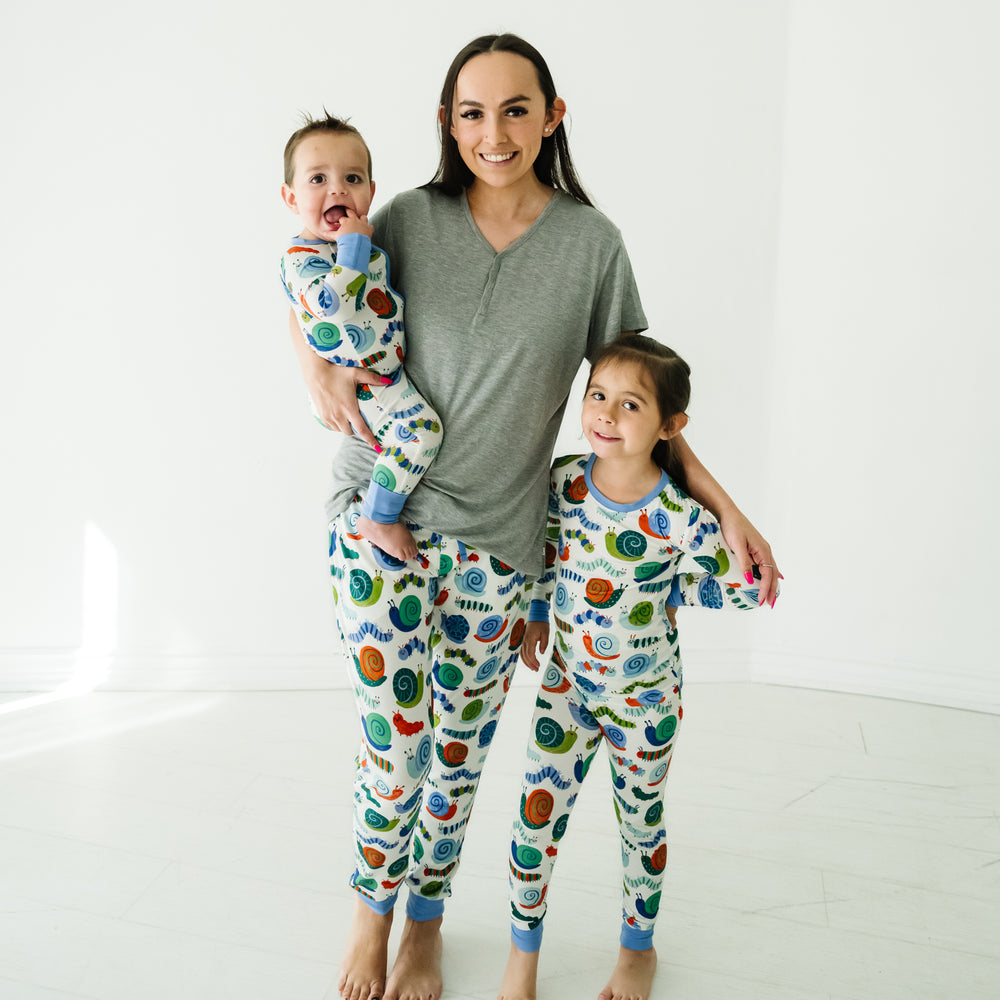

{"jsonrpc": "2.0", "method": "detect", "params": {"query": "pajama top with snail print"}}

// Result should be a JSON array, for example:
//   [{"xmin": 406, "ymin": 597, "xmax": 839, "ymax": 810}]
[
  {"xmin": 509, "ymin": 453, "xmax": 765, "ymax": 953},
  {"xmin": 281, "ymin": 232, "xmax": 442, "ymax": 524}
]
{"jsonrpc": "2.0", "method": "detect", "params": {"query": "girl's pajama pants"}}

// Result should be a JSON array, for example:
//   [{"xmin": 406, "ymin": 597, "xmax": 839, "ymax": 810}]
[{"xmin": 508, "ymin": 621, "xmax": 683, "ymax": 952}]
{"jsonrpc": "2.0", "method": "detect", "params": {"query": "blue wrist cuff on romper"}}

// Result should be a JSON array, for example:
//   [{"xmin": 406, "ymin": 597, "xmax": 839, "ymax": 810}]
[
  {"xmin": 405, "ymin": 893, "xmax": 444, "ymax": 922},
  {"xmin": 620, "ymin": 924, "xmax": 655, "ymax": 951},
  {"xmin": 511, "ymin": 923, "xmax": 543, "ymax": 953},
  {"xmin": 528, "ymin": 600, "xmax": 550, "ymax": 623},
  {"xmin": 361, "ymin": 481, "xmax": 407, "ymax": 525},
  {"xmin": 335, "ymin": 231, "xmax": 371, "ymax": 273}
]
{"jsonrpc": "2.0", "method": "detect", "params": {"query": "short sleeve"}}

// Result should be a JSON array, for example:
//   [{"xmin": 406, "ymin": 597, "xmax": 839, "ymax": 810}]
[{"xmin": 586, "ymin": 238, "xmax": 648, "ymax": 359}]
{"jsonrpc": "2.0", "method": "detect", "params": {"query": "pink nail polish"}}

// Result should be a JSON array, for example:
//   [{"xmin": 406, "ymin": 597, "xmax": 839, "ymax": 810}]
[
  {"xmin": 374, "ymin": 444, "xmax": 382, "ymax": 454},
  {"xmin": 770, "ymin": 596, "xmax": 777, "ymax": 609},
  {"xmin": 745, "ymin": 570, "xmax": 753, "ymax": 584},
  {"xmin": 380, "ymin": 376, "xmax": 392, "ymax": 385}
]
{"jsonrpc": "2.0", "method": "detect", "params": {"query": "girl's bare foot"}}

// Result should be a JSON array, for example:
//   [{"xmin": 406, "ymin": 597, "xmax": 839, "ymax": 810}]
[
  {"xmin": 338, "ymin": 897, "xmax": 392, "ymax": 1000},
  {"xmin": 383, "ymin": 915, "xmax": 443, "ymax": 1000},
  {"xmin": 358, "ymin": 516, "xmax": 418, "ymax": 561},
  {"xmin": 497, "ymin": 941, "xmax": 539, "ymax": 1000},
  {"xmin": 598, "ymin": 945, "xmax": 657, "ymax": 1000}
]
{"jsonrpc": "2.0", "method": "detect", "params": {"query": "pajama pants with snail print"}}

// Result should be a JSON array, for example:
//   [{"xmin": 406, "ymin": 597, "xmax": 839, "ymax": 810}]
[
  {"xmin": 509, "ymin": 622, "xmax": 682, "ymax": 953},
  {"xmin": 330, "ymin": 500, "xmax": 528, "ymax": 921}
]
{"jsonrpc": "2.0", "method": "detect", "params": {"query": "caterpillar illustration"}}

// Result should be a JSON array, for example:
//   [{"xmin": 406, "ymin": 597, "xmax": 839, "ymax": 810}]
[
  {"xmin": 561, "ymin": 507, "xmax": 603, "ymax": 530},
  {"xmin": 572, "ymin": 608, "xmax": 615, "ymax": 627},
  {"xmin": 456, "ymin": 598, "xmax": 492, "ymax": 612},
  {"xmin": 688, "ymin": 519, "xmax": 719, "ymax": 551},
  {"xmin": 612, "ymin": 788, "xmax": 639, "ymax": 814},
  {"xmin": 432, "ymin": 689, "xmax": 456, "ymax": 713},
  {"xmin": 464, "ymin": 677, "xmax": 499, "ymax": 698},
  {"xmin": 444, "ymin": 785, "xmax": 476, "ymax": 798},
  {"xmin": 637, "ymin": 744, "xmax": 672, "ymax": 761},
  {"xmin": 438, "ymin": 768, "xmax": 482, "ymax": 782},
  {"xmin": 624, "ymin": 873, "xmax": 663, "ymax": 891},
  {"xmin": 631, "ymin": 785, "xmax": 659, "ymax": 802},
  {"xmin": 379, "ymin": 318, "xmax": 404, "ymax": 344},
  {"xmin": 392, "ymin": 711, "xmax": 424, "ymax": 736},
  {"xmin": 393, "ymin": 572, "xmax": 425, "ymax": 593},
  {"xmin": 346, "ymin": 620, "xmax": 394, "ymax": 644},
  {"xmin": 564, "ymin": 529, "xmax": 595, "ymax": 552},
  {"xmin": 628, "ymin": 632, "xmax": 662, "ymax": 647},
  {"xmin": 589, "ymin": 705, "xmax": 636, "ymax": 729},
  {"xmin": 657, "ymin": 491, "xmax": 685, "ymax": 514},
  {"xmin": 523, "ymin": 765, "xmax": 573, "ymax": 789},
  {"xmin": 638, "ymin": 578, "xmax": 674, "ymax": 594},
  {"xmin": 497, "ymin": 576, "xmax": 520, "ymax": 596},
  {"xmin": 397, "ymin": 637, "xmax": 427, "ymax": 662},
  {"xmin": 358, "ymin": 833, "xmax": 395, "ymax": 849}
]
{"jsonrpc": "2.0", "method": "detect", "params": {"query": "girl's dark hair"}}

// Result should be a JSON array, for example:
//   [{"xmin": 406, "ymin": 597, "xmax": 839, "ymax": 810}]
[
  {"xmin": 423, "ymin": 33, "xmax": 593, "ymax": 206},
  {"xmin": 588, "ymin": 335, "xmax": 693, "ymax": 492}
]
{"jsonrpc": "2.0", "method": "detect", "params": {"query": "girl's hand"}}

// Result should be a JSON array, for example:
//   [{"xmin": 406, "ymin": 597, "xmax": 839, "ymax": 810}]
[
  {"xmin": 520, "ymin": 622, "xmax": 550, "ymax": 671},
  {"xmin": 717, "ymin": 506, "xmax": 782, "ymax": 608},
  {"xmin": 288, "ymin": 309, "xmax": 382, "ymax": 448}
]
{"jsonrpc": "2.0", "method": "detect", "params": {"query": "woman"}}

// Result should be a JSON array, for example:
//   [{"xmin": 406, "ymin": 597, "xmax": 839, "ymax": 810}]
[{"xmin": 288, "ymin": 34, "xmax": 779, "ymax": 1000}]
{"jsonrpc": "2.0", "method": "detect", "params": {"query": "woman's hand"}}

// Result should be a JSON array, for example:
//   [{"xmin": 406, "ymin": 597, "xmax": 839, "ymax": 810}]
[
  {"xmin": 717, "ymin": 505, "xmax": 782, "ymax": 608},
  {"xmin": 288, "ymin": 309, "xmax": 382, "ymax": 447}
]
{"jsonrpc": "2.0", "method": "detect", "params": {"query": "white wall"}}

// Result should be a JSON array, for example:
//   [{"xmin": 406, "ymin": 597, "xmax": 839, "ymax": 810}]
[
  {"xmin": 755, "ymin": 0, "xmax": 998, "ymax": 711},
  {"xmin": 2, "ymin": 2, "xmax": 993, "ymax": 711}
]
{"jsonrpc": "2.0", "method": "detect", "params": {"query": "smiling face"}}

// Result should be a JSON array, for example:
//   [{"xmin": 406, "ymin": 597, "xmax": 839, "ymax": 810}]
[
  {"xmin": 583, "ymin": 361, "xmax": 677, "ymax": 468},
  {"xmin": 281, "ymin": 131, "xmax": 375, "ymax": 242},
  {"xmin": 448, "ymin": 50, "xmax": 564, "ymax": 195}
]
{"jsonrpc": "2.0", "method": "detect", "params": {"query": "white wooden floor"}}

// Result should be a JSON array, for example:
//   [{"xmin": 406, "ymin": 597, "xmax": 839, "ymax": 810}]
[{"xmin": 0, "ymin": 682, "xmax": 997, "ymax": 1000}]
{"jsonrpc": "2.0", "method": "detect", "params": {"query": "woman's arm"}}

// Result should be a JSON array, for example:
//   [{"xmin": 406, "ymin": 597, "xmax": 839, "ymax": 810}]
[
  {"xmin": 287, "ymin": 308, "xmax": 380, "ymax": 447},
  {"xmin": 673, "ymin": 432, "xmax": 781, "ymax": 607}
]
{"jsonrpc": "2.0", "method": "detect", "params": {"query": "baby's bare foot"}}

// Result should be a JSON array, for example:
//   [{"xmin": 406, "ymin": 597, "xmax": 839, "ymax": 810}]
[
  {"xmin": 598, "ymin": 945, "xmax": 657, "ymax": 1000},
  {"xmin": 383, "ymin": 915, "xmax": 443, "ymax": 1000},
  {"xmin": 337, "ymin": 897, "xmax": 392, "ymax": 1000},
  {"xmin": 358, "ymin": 516, "xmax": 418, "ymax": 561},
  {"xmin": 497, "ymin": 940, "xmax": 539, "ymax": 1000}
]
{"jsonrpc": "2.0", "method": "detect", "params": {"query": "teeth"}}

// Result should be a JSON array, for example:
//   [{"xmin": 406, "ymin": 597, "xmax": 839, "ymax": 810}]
[{"xmin": 481, "ymin": 152, "xmax": 515, "ymax": 162}]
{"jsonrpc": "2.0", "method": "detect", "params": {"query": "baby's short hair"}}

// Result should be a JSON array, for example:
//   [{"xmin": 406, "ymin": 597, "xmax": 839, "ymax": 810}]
[{"xmin": 283, "ymin": 112, "xmax": 373, "ymax": 185}]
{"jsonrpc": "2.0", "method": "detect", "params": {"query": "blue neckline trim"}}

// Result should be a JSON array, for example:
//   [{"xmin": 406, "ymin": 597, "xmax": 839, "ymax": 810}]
[{"xmin": 583, "ymin": 454, "xmax": 668, "ymax": 512}]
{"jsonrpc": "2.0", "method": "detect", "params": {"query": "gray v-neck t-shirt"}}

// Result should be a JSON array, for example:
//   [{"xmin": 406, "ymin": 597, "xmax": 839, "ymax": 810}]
[{"xmin": 325, "ymin": 186, "xmax": 647, "ymax": 577}]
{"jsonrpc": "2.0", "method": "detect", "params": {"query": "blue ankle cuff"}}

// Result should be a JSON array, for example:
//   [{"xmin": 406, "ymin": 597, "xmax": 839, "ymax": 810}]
[
  {"xmin": 357, "ymin": 889, "xmax": 397, "ymax": 916},
  {"xmin": 620, "ymin": 924, "xmax": 654, "ymax": 951},
  {"xmin": 511, "ymin": 923, "xmax": 543, "ymax": 953},
  {"xmin": 405, "ymin": 894, "xmax": 444, "ymax": 922},
  {"xmin": 361, "ymin": 481, "xmax": 407, "ymax": 524}
]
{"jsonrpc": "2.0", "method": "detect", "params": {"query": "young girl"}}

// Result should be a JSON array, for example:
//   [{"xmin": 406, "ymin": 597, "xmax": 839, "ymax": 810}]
[{"xmin": 500, "ymin": 336, "xmax": 776, "ymax": 1000}]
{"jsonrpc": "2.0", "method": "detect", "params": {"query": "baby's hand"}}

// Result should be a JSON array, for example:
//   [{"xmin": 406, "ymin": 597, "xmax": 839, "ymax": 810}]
[
  {"xmin": 519, "ymin": 622, "xmax": 550, "ymax": 671},
  {"xmin": 336, "ymin": 208, "xmax": 374, "ymax": 239}
]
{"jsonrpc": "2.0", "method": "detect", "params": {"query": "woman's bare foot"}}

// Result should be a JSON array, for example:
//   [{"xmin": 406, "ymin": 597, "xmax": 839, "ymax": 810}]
[
  {"xmin": 358, "ymin": 516, "xmax": 418, "ymax": 561},
  {"xmin": 598, "ymin": 945, "xmax": 657, "ymax": 1000},
  {"xmin": 497, "ymin": 941, "xmax": 539, "ymax": 1000},
  {"xmin": 337, "ymin": 897, "xmax": 393, "ymax": 1000},
  {"xmin": 383, "ymin": 915, "xmax": 443, "ymax": 1000}
]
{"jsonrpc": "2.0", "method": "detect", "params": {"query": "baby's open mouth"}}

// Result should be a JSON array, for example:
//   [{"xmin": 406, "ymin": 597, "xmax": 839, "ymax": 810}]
[{"xmin": 324, "ymin": 205, "xmax": 348, "ymax": 226}]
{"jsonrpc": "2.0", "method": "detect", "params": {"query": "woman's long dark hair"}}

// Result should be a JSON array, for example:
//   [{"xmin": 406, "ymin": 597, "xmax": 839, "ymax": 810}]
[
  {"xmin": 424, "ymin": 33, "xmax": 593, "ymax": 206},
  {"xmin": 587, "ymin": 336, "xmax": 693, "ymax": 492}
]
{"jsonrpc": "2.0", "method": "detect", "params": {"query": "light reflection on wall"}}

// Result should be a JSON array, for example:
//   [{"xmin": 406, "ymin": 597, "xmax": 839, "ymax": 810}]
[{"xmin": 0, "ymin": 521, "xmax": 117, "ymax": 716}]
